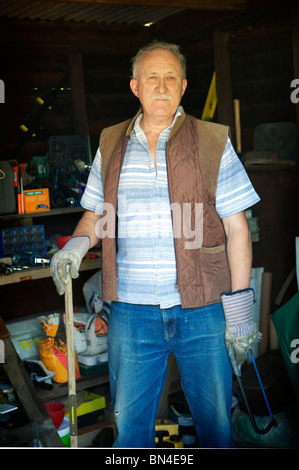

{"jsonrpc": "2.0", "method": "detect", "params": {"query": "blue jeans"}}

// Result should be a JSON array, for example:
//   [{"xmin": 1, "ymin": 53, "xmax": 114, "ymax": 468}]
[{"xmin": 108, "ymin": 301, "xmax": 233, "ymax": 448}]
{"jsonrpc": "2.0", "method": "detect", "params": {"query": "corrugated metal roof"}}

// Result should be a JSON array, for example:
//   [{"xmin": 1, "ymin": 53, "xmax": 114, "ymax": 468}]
[{"xmin": 0, "ymin": 0, "xmax": 184, "ymax": 25}]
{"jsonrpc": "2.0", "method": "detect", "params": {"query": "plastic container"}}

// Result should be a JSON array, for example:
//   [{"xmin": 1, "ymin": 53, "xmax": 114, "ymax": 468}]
[
  {"xmin": 0, "ymin": 224, "xmax": 46, "ymax": 257},
  {"xmin": 56, "ymin": 235, "xmax": 71, "ymax": 250},
  {"xmin": 58, "ymin": 417, "xmax": 70, "ymax": 447},
  {"xmin": 44, "ymin": 402, "xmax": 65, "ymax": 429}
]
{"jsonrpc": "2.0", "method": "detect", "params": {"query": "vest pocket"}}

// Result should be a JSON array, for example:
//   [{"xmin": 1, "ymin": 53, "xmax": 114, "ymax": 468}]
[
  {"xmin": 199, "ymin": 243, "xmax": 225, "ymax": 254},
  {"xmin": 198, "ymin": 244, "xmax": 230, "ymax": 303}
]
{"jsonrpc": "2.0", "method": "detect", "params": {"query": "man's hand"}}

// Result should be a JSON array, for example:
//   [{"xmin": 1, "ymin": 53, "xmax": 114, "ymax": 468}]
[
  {"xmin": 221, "ymin": 288, "xmax": 262, "ymax": 366},
  {"xmin": 50, "ymin": 236, "xmax": 90, "ymax": 295}
]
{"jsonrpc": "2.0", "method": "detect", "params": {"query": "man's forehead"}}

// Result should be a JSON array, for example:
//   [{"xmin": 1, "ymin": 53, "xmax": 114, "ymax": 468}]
[{"xmin": 140, "ymin": 49, "xmax": 182, "ymax": 72}]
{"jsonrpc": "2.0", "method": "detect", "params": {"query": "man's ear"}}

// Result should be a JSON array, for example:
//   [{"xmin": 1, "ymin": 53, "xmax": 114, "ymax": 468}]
[
  {"xmin": 130, "ymin": 78, "xmax": 139, "ymax": 98},
  {"xmin": 181, "ymin": 79, "xmax": 187, "ymax": 97}
]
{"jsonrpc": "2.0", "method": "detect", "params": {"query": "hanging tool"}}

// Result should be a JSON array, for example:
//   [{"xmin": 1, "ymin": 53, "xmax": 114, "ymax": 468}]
[
  {"xmin": 201, "ymin": 71, "xmax": 217, "ymax": 121},
  {"xmin": 228, "ymin": 343, "xmax": 278, "ymax": 435},
  {"xmin": 64, "ymin": 266, "xmax": 78, "ymax": 447},
  {"xmin": 233, "ymin": 98, "xmax": 242, "ymax": 154}
]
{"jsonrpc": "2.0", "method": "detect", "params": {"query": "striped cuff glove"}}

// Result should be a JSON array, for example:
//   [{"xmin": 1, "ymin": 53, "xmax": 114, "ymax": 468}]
[
  {"xmin": 50, "ymin": 236, "xmax": 90, "ymax": 296},
  {"xmin": 221, "ymin": 288, "xmax": 262, "ymax": 366}
]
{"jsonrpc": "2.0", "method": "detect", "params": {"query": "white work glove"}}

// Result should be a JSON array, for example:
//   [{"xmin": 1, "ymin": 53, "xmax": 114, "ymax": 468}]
[
  {"xmin": 50, "ymin": 236, "xmax": 90, "ymax": 295},
  {"xmin": 221, "ymin": 288, "xmax": 262, "ymax": 368}
]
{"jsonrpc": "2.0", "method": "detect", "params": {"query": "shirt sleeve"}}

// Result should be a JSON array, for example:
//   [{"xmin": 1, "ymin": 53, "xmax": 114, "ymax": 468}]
[
  {"xmin": 215, "ymin": 137, "xmax": 260, "ymax": 219},
  {"xmin": 80, "ymin": 147, "xmax": 104, "ymax": 214}
]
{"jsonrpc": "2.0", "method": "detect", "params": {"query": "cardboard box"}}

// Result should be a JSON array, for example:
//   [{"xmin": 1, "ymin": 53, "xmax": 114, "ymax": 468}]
[{"xmin": 24, "ymin": 188, "xmax": 50, "ymax": 213}]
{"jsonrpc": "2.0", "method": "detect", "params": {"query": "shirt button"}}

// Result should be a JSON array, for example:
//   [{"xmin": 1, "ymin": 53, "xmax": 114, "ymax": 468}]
[
  {"xmin": 154, "ymin": 291, "xmax": 159, "ymax": 295},
  {"xmin": 154, "ymin": 256, "xmax": 159, "ymax": 261},
  {"xmin": 155, "ymin": 184, "xmax": 160, "ymax": 189}
]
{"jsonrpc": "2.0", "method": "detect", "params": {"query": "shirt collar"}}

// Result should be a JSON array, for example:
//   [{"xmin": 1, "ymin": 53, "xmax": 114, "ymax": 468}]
[{"xmin": 132, "ymin": 106, "xmax": 183, "ymax": 138}]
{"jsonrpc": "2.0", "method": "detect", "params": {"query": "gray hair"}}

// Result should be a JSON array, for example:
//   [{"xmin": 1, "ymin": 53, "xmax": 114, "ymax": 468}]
[{"xmin": 131, "ymin": 41, "xmax": 187, "ymax": 80}]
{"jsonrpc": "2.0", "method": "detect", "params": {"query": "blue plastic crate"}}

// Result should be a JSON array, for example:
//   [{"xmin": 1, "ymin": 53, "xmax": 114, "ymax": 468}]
[{"xmin": 0, "ymin": 225, "xmax": 46, "ymax": 258}]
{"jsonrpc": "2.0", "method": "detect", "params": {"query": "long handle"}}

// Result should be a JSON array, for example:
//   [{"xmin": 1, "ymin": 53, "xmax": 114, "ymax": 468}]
[
  {"xmin": 233, "ymin": 98, "xmax": 242, "ymax": 154},
  {"xmin": 65, "ymin": 267, "xmax": 78, "ymax": 448}
]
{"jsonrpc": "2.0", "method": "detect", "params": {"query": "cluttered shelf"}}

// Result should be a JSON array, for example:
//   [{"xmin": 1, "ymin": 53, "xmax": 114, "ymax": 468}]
[
  {"xmin": 36, "ymin": 364, "xmax": 109, "ymax": 402},
  {"xmin": 0, "ymin": 256, "xmax": 102, "ymax": 286}
]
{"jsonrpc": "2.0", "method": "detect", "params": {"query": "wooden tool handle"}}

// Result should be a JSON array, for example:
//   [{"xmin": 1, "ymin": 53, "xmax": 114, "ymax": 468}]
[
  {"xmin": 65, "ymin": 268, "xmax": 78, "ymax": 448},
  {"xmin": 234, "ymin": 99, "xmax": 242, "ymax": 154}
]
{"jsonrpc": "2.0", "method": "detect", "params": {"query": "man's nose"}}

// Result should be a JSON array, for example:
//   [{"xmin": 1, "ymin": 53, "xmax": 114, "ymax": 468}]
[{"xmin": 157, "ymin": 77, "xmax": 167, "ymax": 92}]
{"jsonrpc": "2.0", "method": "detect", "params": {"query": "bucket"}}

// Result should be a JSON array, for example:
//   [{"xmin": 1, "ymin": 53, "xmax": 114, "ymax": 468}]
[
  {"xmin": 56, "ymin": 235, "xmax": 71, "ymax": 249},
  {"xmin": 58, "ymin": 417, "xmax": 70, "ymax": 447}
]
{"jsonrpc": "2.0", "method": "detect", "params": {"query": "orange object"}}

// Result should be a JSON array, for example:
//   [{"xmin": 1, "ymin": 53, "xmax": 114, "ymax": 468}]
[
  {"xmin": 23, "ymin": 188, "xmax": 50, "ymax": 213},
  {"xmin": 38, "ymin": 337, "xmax": 80, "ymax": 383},
  {"xmin": 38, "ymin": 314, "xmax": 80, "ymax": 383}
]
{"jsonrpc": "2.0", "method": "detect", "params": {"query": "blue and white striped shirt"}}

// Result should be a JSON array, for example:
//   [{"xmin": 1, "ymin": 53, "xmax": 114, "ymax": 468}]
[{"xmin": 81, "ymin": 108, "xmax": 260, "ymax": 308}]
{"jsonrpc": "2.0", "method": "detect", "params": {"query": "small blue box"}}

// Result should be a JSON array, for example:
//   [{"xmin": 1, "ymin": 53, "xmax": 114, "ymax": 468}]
[{"xmin": 0, "ymin": 224, "xmax": 46, "ymax": 258}]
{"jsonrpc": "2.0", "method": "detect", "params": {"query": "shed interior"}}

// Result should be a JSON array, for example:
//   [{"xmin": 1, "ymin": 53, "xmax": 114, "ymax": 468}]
[{"xmin": 0, "ymin": 0, "xmax": 298, "ymax": 449}]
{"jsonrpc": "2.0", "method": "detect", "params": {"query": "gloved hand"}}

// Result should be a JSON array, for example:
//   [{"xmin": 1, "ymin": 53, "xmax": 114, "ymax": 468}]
[
  {"xmin": 50, "ymin": 236, "xmax": 90, "ymax": 295},
  {"xmin": 221, "ymin": 288, "xmax": 262, "ymax": 367}
]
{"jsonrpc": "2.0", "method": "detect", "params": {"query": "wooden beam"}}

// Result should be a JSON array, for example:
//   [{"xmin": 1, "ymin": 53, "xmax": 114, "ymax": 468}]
[
  {"xmin": 69, "ymin": 53, "xmax": 89, "ymax": 134},
  {"xmin": 0, "ymin": 19, "xmax": 150, "ymax": 55},
  {"xmin": 213, "ymin": 31, "xmax": 235, "ymax": 146},
  {"xmin": 39, "ymin": 0, "xmax": 248, "ymax": 11}
]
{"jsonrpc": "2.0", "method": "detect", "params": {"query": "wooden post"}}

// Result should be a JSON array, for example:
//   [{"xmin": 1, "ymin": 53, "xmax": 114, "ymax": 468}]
[
  {"xmin": 64, "ymin": 270, "xmax": 78, "ymax": 448},
  {"xmin": 69, "ymin": 52, "xmax": 89, "ymax": 135},
  {"xmin": 213, "ymin": 31, "xmax": 235, "ymax": 147}
]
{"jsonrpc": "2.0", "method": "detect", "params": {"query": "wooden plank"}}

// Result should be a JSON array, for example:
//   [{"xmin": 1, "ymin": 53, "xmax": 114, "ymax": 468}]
[
  {"xmin": 69, "ymin": 53, "xmax": 89, "ymax": 135},
  {"xmin": 0, "ymin": 20, "xmax": 150, "ymax": 55},
  {"xmin": 2, "ymin": 336, "xmax": 63, "ymax": 446},
  {"xmin": 213, "ymin": 31, "xmax": 235, "ymax": 145},
  {"xmin": 0, "ymin": 257, "xmax": 101, "ymax": 286},
  {"xmin": 37, "ymin": 371, "xmax": 110, "ymax": 401},
  {"xmin": 38, "ymin": 0, "xmax": 247, "ymax": 10},
  {"xmin": 0, "ymin": 206, "xmax": 84, "ymax": 222}
]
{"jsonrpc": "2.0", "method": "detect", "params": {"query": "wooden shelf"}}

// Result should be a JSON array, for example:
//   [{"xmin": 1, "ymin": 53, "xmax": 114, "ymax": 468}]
[
  {"xmin": 245, "ymin": 163, "xmax": 299, "ymax": 171},
  {"xmin": 37, "ymin": 369, "xmax": 109, "ymax": 401},
  {"xmin": 0, "ymin": 256, "xmax": 102, "ymax": 286},
  {"xmin": 0, "ymin": 206, "xmax": 84, "ymax": 222}
]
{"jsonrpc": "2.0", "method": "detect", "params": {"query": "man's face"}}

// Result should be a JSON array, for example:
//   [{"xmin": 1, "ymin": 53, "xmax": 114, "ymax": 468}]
[{"xmin": 130, "ymin": 48, "xmax": 187, "ymax": 123}]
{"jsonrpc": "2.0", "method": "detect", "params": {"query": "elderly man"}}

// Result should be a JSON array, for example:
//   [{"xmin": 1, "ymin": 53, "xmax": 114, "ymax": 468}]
[{"xmin": 51, "ymin": 41, "xmax": 261, "ymax": 448}]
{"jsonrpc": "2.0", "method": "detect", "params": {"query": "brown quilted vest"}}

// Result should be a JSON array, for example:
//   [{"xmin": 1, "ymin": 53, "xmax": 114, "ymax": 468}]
[{"xmin": 99, "ymin": 108, "xmax": 231, "ymax": 308}]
